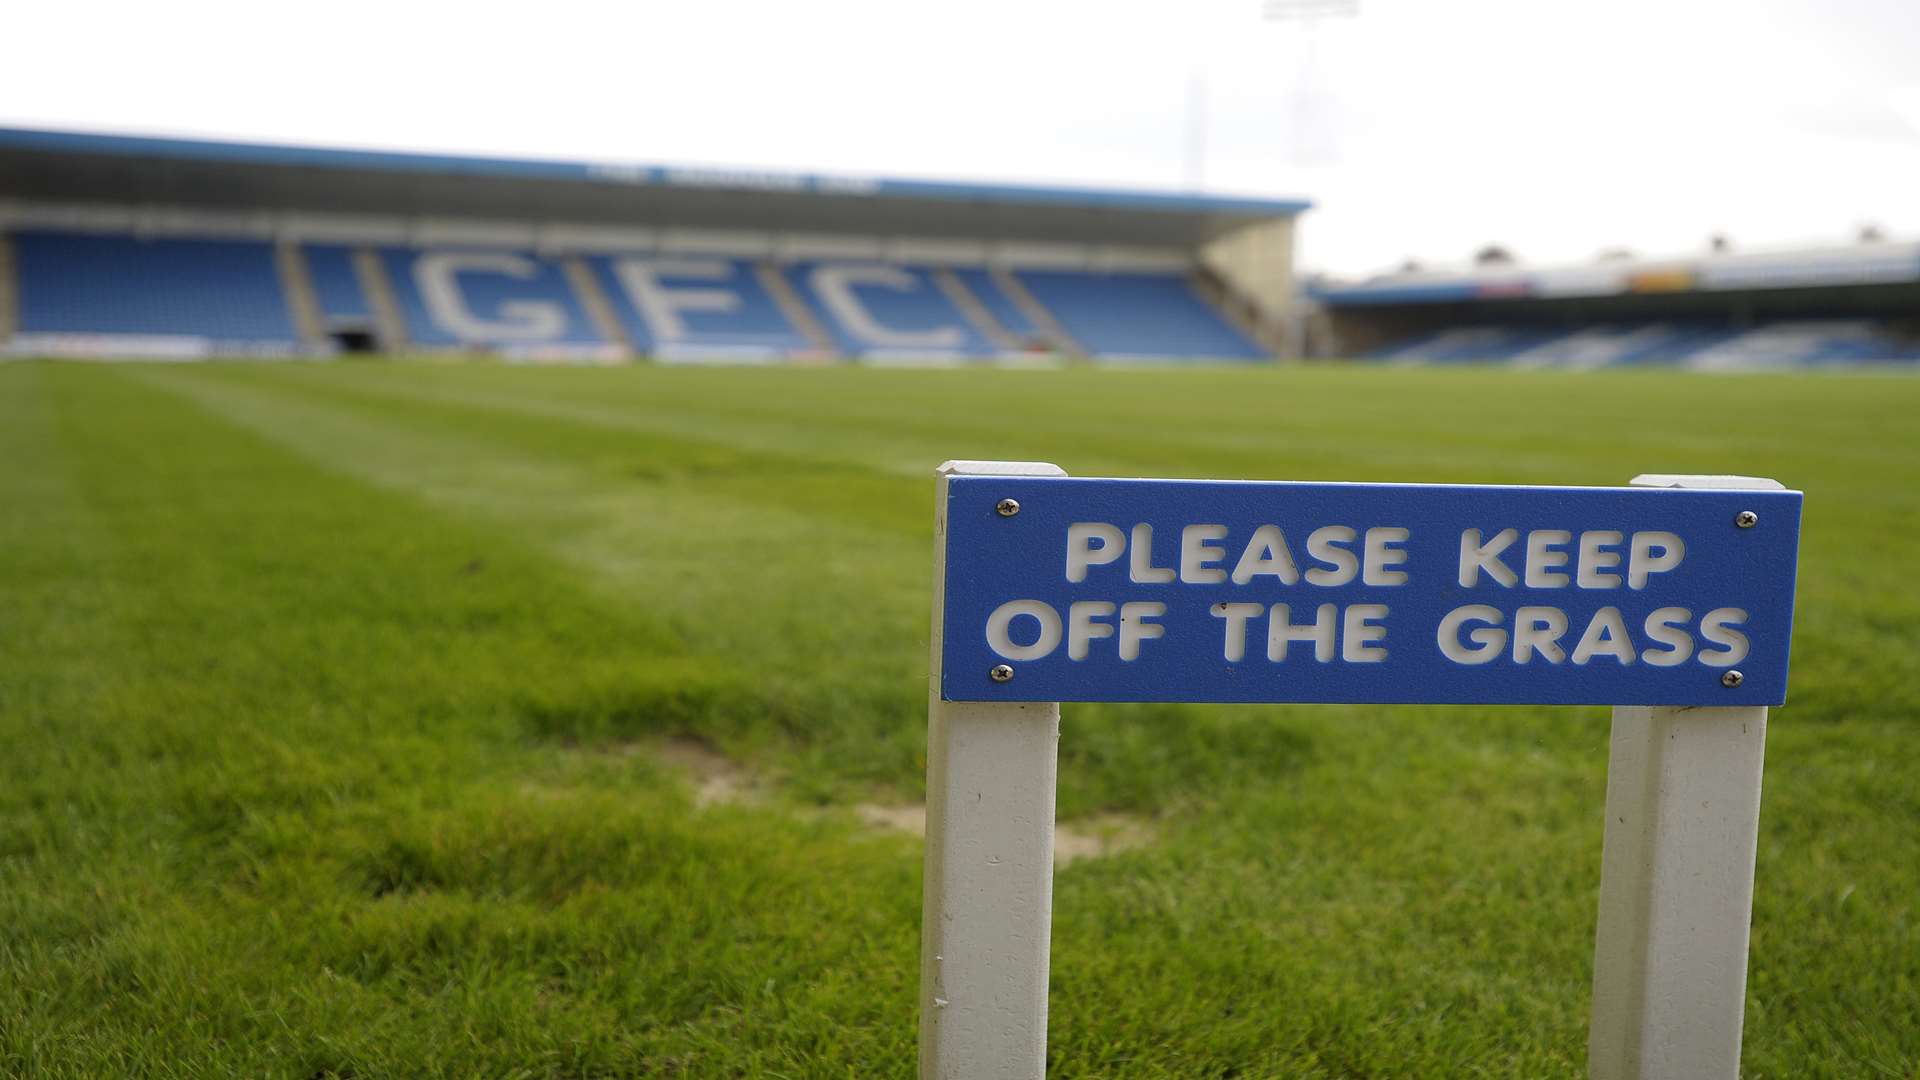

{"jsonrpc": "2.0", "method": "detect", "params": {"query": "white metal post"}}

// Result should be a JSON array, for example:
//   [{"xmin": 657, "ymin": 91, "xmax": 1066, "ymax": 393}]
[
  {"xmin": 921, "ymin": 460, "xmax": 1067, "ymax": 1080},
  {"xmin": 1588, "ymin": 473, "xmax": 1783, "ymax": 1080}
]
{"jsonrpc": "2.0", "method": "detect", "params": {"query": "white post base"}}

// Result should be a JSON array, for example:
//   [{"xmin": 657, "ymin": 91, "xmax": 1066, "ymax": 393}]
[
  {"xmin": 922, "ymin": 461, "xmax": 1066, "ymax": 1080},
  {"xmin": 921, "ymin": 699, "xmax": 1060, "ymax": 1079},
  {"xmin": 1590, "ymin": 472, "xmax": 1780, "ymax": 1079},
  {"xmin": 1588, "ymin": 705, "xmax": 1768, "ymax": 1079}
]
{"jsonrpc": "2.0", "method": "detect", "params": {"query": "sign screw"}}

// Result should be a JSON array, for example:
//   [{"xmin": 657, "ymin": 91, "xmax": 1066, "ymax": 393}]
[
  {"xmin": 1735, "ymin": 510, "xmax": 1758, "ymax": 529},
  {"xmin": 996, "ymin": 498, "xmax": 1021, "ymax": 517},
  {"xmin": 990, "ymin": 664, "xmax": 1015, "ymax": 683},
  {"xmin": 1721, "ymin": 670, "xmax": 1745, "ymax": 688}
]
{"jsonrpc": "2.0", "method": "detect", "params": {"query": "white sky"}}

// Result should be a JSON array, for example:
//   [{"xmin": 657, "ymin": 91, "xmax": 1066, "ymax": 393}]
[{"xmin": 6, "ymin": 0, "xmax": 1918, "ymax": 276}]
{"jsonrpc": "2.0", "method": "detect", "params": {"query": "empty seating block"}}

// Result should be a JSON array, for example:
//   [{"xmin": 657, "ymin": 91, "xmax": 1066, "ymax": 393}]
[
  {"xmin": 1014, "ymin": 270, "xmax": 1263, "ymax": 360},
  {"xmin": 589, "ymin": 255, "xmax": 815, "ymax": 358},
  {"xmin": 1373, "ymin": 320, "xmax": 1920, "ymax": 368},
  {"xmin": 1689, "ymin": 321, "xmax": 1920, "ymax": 369},
  {"xmin": 14, "ymin": 231, "xmax": 296, "ymax": 343},
  {"xmin": 787, "ymin": 262, "xmax": 990, "ymax": 359},
  {"xmin": 379, "ymin": 248, "xmax": 603, "ymax": 349},
  {"xmin": 1376, "ymin": 327, "xmax": 1567, "ymax": 364},
  {"xmin": 951, "ymin": 268, "xmax": 1042, "ymax": 345},
  {"xmin": 8, "ymin": 230, "xmax": 1273, "ymax": 363},
  {"xmin": 304, "ymin": 244, "xmax": 372, "ymax": 325}
]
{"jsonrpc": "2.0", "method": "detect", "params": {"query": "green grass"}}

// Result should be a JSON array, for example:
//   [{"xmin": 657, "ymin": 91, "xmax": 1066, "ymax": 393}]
[{"xmin": 1, "ymin": 359, "xmax": 1914, "ymax": 1077}]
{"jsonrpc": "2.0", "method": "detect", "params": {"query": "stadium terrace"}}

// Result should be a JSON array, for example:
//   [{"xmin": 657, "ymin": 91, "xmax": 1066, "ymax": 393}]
[
  {"xmin": 1310, "ymin": 241, "xmax": 1920, "ymax": 369},
  {"xmin": 0, "ymin": 127, "xmax": 1307, "ymax": 363},
  {"xmin": 5, "ymin": 126, "xmax": 1915, "ymax": 370}
]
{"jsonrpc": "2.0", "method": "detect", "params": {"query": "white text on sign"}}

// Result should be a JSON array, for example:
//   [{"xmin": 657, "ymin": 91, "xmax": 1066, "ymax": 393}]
[{"xmin": 982, "ymin": 522, "xmax": 1749, "ymax": 668}]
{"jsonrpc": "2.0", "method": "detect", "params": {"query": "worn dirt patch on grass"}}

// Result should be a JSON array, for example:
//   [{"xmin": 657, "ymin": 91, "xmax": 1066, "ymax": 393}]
[
  {"xmin": 853, "ymin": 803, "xmax": 1149, "ymax": 865},
  {"xmin": 654, "ymin": 736, "xmax": 753, "ymax": 808},
  {"xmin": 652, "ymin": 739, "xmax": 1151, "ymax": 864}
]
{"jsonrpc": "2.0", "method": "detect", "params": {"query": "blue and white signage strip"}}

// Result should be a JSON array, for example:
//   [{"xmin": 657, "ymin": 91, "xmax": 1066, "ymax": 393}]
[{"xmin": 941, "ymin": 477, "xmax": 1802, "ymax": 707}]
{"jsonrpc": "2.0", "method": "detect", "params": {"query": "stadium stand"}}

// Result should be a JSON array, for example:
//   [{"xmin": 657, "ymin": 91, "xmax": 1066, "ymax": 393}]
[
  {"xmin": 274, "ymin": 239, "xmax": 325, "ymax": 348},
  {"xmin": 1016, "ymin": 270, "xmax": 1265, "ymax": 360},
  {"xmin": 946, "ymin": 268, "xmax": 1036, "ymax": 346},
  {"xmin": 1372, "ymin": 326, "xmax": 1567, "ymax": 365},
  {"xmin": 10, "ymin": 231, "xmax": 298, "ymax": 355},
  {"xmin": 0, "ymin": 127, "xmax": 1303, "ymax": 363},
  {"xmin": 788, "ymin": 262, "xmax": 992, "ymax": 361},
  {"xmin": 378, "ymin": 247, "xmax": 609, "ymax": 356},
  {"xmin": 928, "ymin": 267, "xmax": 1022, "ymax": 354},
  {"xmin": 559, "ymin": 256, "xmax": 635, "ymax": 354},
  {"xmin": 1318, "ymin": 240, "xmax": 1920, "ymax": 369},
  {"xmin": 1687, "ymin": 320, "xmax": 1920, "ymax": 369},
  {"xmin": 304, "ymin": 244, "xmax": 374, "ymax": 330},
  {"xmin": 12, "ymin": 127, "xmax": 1912, "ymax": 369},
  {"xmin": 988, "ymin": 267, "xmax": 1084, "ymax": 357},
  {"xmin": 0, "ymin": 231, "xmax": 1275, "ymax": 363},
  {"xmin": 0, "ymin": 229, "xmax": 15, "ymax": 343},
  {"xmin": 588, "ymin": 255, "xmax": 823, "ymax": 361},
  {"xmin": 1367, "ymin": 319, "xmax": 1920, "ymax": 369}
]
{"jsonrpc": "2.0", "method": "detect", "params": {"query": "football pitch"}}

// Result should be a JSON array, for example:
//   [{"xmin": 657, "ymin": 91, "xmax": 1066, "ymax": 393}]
[{"xmin": 2, "ymin": 360, "xmax": 1915, "ymax": 1078}]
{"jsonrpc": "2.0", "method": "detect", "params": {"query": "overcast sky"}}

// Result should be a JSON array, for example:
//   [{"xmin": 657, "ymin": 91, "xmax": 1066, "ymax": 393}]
[{"xmin": 6, "ymin": 0, "xmax": 1918, "ymax": 276}]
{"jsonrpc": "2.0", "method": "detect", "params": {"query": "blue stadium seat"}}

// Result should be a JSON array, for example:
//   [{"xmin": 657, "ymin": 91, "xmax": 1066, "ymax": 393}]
[
  {"xmin": 379, "ymin": 248, "xmax": 603, "ymax": 349},
  {"xmin": 1506, "ymin": 324, "xmax": 1685, "ymax": 368},
  {"xmin": 1367, "ymin": 329, "xmax": 1444, "ymax": 362},
  {"xmin": 1373, "ymin": 319, "xmax": 1920, "ymax": 369},
  {"xmin": 7, "ymin": 233, "xmax": 1278, "ymax": 363},
  {"xmin": 304, "ymin": 244, "xmax": 371, "ymax": 325},
  {"xmin": 1612, "ymin": 324, "xmax": 1723, "ymax": 366},
  {"xmin": 951, "ymin": 268, "xmax": 1038, "ymax": 341},
  {"xmin": 1012, "ymin": 270, "xmax": 1263, "ymax": 360},
  {"xmin": 1372, "ymin": 326, "xmax": 1567, "ymax": 363},
  {"xmin": 1687, "ymin": 320, "xmax": 1920, "ymax": 369},
  {"xmin": 588, "ymin": 255, "xmax": 814, "ymax": 358},
  {"xmin": 13, "ymin": 230, "xmax": 296, "ymax": 342},
  {"xmin": 787, "ymin": 262, "xmax": 990, "ymax": 359}
]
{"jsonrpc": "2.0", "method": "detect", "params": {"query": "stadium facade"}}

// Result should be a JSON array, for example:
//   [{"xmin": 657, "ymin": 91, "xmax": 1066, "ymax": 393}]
[
  {"xmin": 0, "ymin": 127, "xmax": 1309, "ymax": 363},
  {"xmin": 1312, "ymin": 242, "xmax": 1920, "ymax": 368}
]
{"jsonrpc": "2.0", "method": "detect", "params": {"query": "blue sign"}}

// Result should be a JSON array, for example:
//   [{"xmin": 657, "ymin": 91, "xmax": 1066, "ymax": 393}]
[{"xmin": 940, "ymin": 478, "xmax": 1802, "ymax": 706}]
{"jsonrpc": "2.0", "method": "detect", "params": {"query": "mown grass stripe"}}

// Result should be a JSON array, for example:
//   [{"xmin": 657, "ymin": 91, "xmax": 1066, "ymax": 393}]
[{"xmin": 0, "ymin": 361, "xmax": 1912, "ymax": 1076}]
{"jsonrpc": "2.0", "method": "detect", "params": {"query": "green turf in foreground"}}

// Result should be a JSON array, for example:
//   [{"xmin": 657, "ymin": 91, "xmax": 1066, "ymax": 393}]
[{"xmin": 0, "ymin": 360, "xmax": 1914, "ymax": 1077}]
